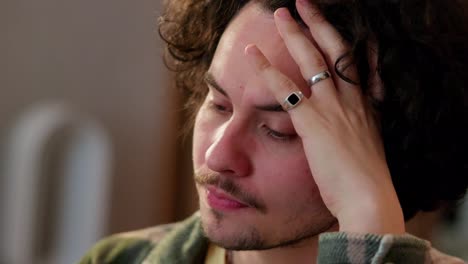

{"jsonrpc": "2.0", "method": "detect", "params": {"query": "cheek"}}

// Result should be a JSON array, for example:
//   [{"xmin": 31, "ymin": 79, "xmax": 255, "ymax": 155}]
[{"xmin": 255, "ymin": 148, "xmax": 319, "ymax": 204}]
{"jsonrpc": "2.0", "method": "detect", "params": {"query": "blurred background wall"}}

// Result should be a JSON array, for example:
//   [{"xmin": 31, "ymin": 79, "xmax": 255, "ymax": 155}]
[
  {"xmin": 1, "ymin": 0, "xmax": 466, "ymax": 263},
  {"xmin": 1, "ymin": 0, "xmax": 197, "ymax": 263}
]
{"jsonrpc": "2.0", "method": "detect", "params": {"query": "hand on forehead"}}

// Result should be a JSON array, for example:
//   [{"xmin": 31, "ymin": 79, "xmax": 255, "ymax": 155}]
[{"xmin": 208, "ymin": 2, "xmax": 311, "ymax": 101}]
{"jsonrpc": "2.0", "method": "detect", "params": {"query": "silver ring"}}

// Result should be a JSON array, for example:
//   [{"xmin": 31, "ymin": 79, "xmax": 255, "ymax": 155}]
[
  {"xmin": 307, "ymin": 70, "xmax": 331, "ymax": 86},
  {"xmin": 282, "ymin": 91, "xmax": 304, "ymax": 111}
]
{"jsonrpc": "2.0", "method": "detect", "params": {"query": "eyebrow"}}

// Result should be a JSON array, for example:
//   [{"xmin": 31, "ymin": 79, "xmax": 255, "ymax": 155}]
[
  {"xmin": 204, "ymin": 72, "xmax": 286, "ymax": 113},
  {"xmin": 204, "ymin": 72, "xmax": 229, "ymax": 97}
]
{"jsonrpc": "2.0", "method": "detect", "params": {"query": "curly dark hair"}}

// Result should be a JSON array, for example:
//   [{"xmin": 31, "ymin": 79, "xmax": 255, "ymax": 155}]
[{"xmin": 159, "ymin": 0, "xmax": 468, "ymax": 220}]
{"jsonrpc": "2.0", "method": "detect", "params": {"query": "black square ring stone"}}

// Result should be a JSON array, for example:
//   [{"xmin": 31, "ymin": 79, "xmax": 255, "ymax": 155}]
[
  {"xmin": 287, "ymin": 93, "xmax": 300, "ymax": 105},
  {"xmin": 283, "ymin": 91, "xmax": 304, "ymax": 111}
]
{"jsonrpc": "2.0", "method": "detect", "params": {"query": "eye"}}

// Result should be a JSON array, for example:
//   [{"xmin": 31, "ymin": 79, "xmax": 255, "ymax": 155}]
[
  {"xmin": 261, "ymin": 125, "xmax": 297, "ymax": 142},
  {"xmin": 208, "ymin": 101, "xmax": 232, "ymax": 114}
]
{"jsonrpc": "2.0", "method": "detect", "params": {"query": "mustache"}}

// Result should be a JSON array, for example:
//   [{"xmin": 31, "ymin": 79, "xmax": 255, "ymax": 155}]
[{"xmin": 194, "ymin": 169, "xmax": 267, "ymax": 214}]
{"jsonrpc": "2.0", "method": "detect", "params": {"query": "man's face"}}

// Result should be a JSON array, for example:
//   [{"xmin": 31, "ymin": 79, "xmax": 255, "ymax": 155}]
[{"xmin": 193, "ymin": 2, "xmax": 336, "ymax": 250}]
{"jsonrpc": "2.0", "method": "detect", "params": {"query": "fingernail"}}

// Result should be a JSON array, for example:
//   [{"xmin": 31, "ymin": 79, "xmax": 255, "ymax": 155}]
[
  {"xmin": 244, "ymin": 44, "xmax": 258, "ymax": 56},
  {"xmin": 274, "ymin": 8, "xmax": 292, "ymax": 20}
]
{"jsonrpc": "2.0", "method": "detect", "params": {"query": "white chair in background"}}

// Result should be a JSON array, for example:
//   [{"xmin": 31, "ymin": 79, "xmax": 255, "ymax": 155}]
[{"xmin": 1, "ymin": 102, "xmax": 112, "ymax": 264}]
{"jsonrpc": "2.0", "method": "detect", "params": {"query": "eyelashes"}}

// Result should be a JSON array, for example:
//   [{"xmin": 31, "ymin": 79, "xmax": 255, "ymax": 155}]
[
  {"xmin": 260, "ymin": 125, "xmax": 297, "ymax": 142},
  {"xmin": 208, "ymin": 101, "xmax": 231, "ymax": 113},
  {"xmin": 208, "ymin": 101, "xmax": 297, "ymax": 143}
]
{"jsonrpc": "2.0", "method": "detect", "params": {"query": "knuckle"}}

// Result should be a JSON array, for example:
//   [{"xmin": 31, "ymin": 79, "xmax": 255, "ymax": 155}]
[
  {"xmin": 256, "ymin": 59, "xmax": 271, "ymax": 72},
  {"xmin": 312, "ymin": 59, "xmax": 328, "ymax": 70},
  {"xmin": 288, "ymin": 25, "xmax": 304, "ymax": 36},
  {"xmin": 306, "ymin": 10, "xmax": 326, "ymax": 24},
  {"xmin": 330, "ymin": 45, "xmax": 348, "ymax": 58},
  {"xmin": 278, "ymin": 76, "xmax": 297, "ymax": 91}
]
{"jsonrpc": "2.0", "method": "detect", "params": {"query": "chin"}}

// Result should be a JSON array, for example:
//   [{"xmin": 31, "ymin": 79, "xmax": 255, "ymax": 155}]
[
  {"xmin": 199, "ymin": 204, "xmax": 338, "ymax": 251},
  {"xmin": 199, "ymin": 208, "xmax": 296, "ymax": 251},
  {"xmin": 198, "ymin": 206, "xmax": 263, "ymax": 250},
  {"xmin": 200, "ymin": 214, "xmax": 317, "ymax": 251},
  {"xmin": 201, "ymin": 215, "xmax": 266, "ymax": 250}
]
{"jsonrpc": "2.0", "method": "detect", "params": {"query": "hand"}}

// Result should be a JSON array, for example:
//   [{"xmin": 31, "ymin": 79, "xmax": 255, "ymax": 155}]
[{"xmin": 244, "ymin": 0, "xmax": 405, "ymax": 234}]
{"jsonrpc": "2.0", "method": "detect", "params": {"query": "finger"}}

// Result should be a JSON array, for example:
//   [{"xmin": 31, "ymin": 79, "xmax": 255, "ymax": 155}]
[
  {"xmin": 244, "ymin": 44, "xmax": 315, "ymax": 133},
  {"xmin": 273, "ymin": 8, "xmax": 338, "ymax": 102},
  {"xmin": 296, "ymin": 0, "xmax": 361, "ymax": 102},
  {"xmin": 296, "ymin": 0, "xmax": 348, "ymax": 70}
]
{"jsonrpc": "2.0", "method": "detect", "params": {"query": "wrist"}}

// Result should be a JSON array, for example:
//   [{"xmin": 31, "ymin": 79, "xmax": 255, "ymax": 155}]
[{"xmin": 337, "ymin": 193, "xmax": 405, "ymax": 234}]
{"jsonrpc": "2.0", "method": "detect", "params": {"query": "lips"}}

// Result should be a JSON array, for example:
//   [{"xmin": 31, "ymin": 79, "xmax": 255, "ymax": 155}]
[{"xmin": 206, "ymin": 186, "xmax": 249, "ymax": 210}]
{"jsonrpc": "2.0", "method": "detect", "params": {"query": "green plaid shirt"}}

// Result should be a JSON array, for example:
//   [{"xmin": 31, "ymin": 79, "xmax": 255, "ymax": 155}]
[{"xmin": 79, "ymin": 212, "xmax": 465, "ymax": 264}]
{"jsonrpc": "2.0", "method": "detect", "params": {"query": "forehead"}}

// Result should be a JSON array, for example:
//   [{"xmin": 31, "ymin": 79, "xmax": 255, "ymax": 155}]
[
  {"xmin": 218, "ymin": 3, "xmax": 281, "ymax": 51},
  {"xmin": 208, "ymin": 2, "xmax": 308, "ymax": 98}
]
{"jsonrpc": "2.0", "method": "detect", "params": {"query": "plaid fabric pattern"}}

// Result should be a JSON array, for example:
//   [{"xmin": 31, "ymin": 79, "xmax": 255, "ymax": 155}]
[{"xmin": 319, "ymin": 232, "xmax": 466, "ymax": 263}]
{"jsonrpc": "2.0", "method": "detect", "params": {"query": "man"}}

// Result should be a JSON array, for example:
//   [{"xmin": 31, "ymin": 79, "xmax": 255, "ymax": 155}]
[{"xmin": 80, "ymin": 0, "xmax": 468, "ymax": 263}]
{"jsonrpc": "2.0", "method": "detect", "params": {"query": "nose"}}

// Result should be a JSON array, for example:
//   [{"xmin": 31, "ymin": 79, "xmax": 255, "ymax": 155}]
[{"xmin": 205, "ymin": 121, "xmax": 252, "ymax": 177}]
